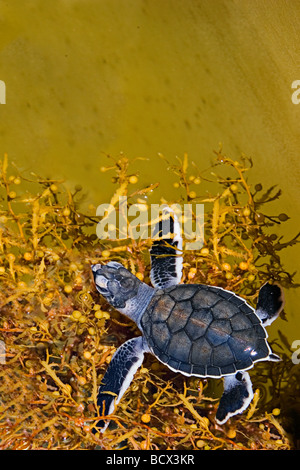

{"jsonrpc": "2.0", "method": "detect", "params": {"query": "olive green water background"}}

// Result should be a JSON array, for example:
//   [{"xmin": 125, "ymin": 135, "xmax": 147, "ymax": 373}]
[{"xmin": 0, "ymin": 0, "xmax": 299, "ymax": 347}]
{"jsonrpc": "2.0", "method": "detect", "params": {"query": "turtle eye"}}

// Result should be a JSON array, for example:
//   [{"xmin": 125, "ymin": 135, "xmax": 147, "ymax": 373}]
[
  {"xmin": 120, "ymin": 277, "xmax": 135, "ymax": 289},
  {"xmin": 107, "ymin": 280, "xmax": 120, "ymax": 295}
]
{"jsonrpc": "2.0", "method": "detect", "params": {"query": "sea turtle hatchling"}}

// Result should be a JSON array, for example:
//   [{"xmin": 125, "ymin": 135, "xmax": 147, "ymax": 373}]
[{"xmin": 91, "ymin": 208, "xmax": 284, "ymax": 431}]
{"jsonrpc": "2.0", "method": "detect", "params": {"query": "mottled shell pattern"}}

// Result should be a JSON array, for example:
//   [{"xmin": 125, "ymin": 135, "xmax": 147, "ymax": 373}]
[{"xmin": 141, "ymin": 283, "xmax": 270, "ymax": 377}]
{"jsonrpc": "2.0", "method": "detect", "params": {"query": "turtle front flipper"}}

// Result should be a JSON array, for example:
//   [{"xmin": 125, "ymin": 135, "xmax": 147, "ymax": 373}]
[
  {"xmin": 256, "ymin": 282, "xmax": 285, "ymax": 326},
  {"xmin": 150, "ymin": 207, "xmax": 183, "ymax": 288},
  {"xmin": 215, "ymin": 371, "xmax": 254, "ymax": 425},
  {"xmin": 93, "ymin": 336, "xmax": 148, "ymax": 433}
]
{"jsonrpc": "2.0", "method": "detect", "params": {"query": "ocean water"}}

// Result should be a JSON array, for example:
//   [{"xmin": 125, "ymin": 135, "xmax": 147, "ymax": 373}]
[{"xmin": 0, "ymin": 0, "xmax": 299, "ymax": 347}]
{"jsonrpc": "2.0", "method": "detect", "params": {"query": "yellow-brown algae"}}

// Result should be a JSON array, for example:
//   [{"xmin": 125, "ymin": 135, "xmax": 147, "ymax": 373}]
[{"xmin": 0, "ymin": 152, "xmax": 297, "ymax": 450}]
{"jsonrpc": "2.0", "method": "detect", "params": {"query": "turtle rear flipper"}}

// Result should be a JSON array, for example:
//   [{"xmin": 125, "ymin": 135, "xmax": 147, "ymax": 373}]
[
  {"xmin": 93, "ymin": 336, "xmax": 147, "ymax": 433},
  {"xmin": 150, "ymin": 207, "xmax": 183, "ymax": 288},
  {"xmin": 216, "ymin": 371, "xmax": 253, "ymax": 425},
  {"xmin": 256, "ymin": 282, "xmax": 285, "ymax": 326}
]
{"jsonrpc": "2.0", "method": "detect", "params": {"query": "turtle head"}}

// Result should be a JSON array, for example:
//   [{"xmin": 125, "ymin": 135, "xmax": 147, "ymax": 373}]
[{"xmin": 91, "ymin": 261, "xmax": 142, "ymax": 311}]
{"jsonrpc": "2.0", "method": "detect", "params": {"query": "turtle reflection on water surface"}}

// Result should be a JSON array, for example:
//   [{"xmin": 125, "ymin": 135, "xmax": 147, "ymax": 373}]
[{"xmin": 92, "ymin": 208, "xmax": 284, "ymax": 432}]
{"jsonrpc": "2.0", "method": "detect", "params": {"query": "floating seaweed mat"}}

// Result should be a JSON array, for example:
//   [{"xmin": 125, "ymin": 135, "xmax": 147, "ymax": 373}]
[{"xmin": 0, "ymin": 150, "xmax": 298, "ymax": 450}]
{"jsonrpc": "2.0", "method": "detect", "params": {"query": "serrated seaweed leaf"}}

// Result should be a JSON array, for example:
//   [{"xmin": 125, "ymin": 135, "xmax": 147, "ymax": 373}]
[{"xmin": 254, "ymin": 185, "xmax": 282, "ymax": 208}]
